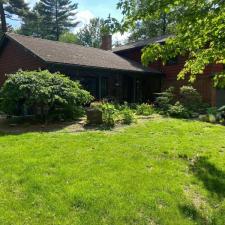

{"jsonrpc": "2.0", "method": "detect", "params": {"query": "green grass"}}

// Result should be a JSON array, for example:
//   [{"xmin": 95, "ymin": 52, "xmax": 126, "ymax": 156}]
[{"xmin": 0, "ymin": 118, "xmax": 225, "ymax": 225}]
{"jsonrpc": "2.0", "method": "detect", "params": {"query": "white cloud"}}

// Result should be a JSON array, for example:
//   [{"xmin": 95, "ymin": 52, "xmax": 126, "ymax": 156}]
[
  {"xmin": 25, "ymin": 0, "xmax": 38, "ymax": 7},
  {"xmin": 74, "ymin": 10, "xmax": 95, "ymax": 32},
  {"xmin": 113, "ymin": 32, "xmax": 130, "ymax": 45}
]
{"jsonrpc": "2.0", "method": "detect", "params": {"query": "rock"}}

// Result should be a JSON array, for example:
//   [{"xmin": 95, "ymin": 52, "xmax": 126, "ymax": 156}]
[{"xmin": 86, "ymin": 108, "xmax": 103, "ymax": 125}]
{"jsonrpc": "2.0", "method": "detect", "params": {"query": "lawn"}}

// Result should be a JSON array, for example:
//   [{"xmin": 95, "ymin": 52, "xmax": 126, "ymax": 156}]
[{"xmin": 0, "ymin": 117, "xmax": 225, "ymax": 225}]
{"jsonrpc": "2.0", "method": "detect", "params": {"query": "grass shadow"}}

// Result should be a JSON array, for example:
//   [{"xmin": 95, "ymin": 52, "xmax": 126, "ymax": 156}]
[
  {"xmin": 190, "ymin": 156, "xmax": 225, "ymax": 199},
  {"xmin": 179, "ymin": 204, "xmax": 209, "ymax": 225},
  {"xmin": 0, "ymin": 117, "xmax": 114, "ymax": 136}
]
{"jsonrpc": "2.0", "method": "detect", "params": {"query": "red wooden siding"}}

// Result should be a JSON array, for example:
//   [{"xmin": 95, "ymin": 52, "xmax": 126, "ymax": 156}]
[
  {"xmin": 116, "ymin": 49, "xmax": 224, "ymax": 105},
  {"xmin": 0, "ymin": 39, "xmax": 45, "ymax": 85}
]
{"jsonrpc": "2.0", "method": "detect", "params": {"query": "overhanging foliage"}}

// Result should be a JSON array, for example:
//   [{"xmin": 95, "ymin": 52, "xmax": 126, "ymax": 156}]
[{"xmin": 118, "ymin": 0, "xmax": 225, "ymax": 87}]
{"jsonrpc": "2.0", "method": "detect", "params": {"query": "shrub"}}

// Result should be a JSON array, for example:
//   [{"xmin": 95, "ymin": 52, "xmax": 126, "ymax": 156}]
[
  {"xmin": 121, "ymin": 108, "xmax": 135, "ymax": 124},
  {"xmin": 203, "ymin": 106, "xmax": 225, "ymax": 124},
  {"xmin": 100, "ymin": 103, "xmax": 118, "ymax": 127},
  {"xmin": 136, "ymin": 103, "xmax": 155, "ymax": 116},
  {"xmin": 207, "ymin": 107, "xmax": 218, "ymax": 115},
  {"xmin": 91, "ymin": 102, "xmax": 136, "ymax": 127},
  {"xmin": 155, "ymin": 87, "xmax": 175, "ymax": 112},
  {"xmin": 90, "ymin": 101, "xmax": 104, "ymax": 109},
  {"xmin": 168, "ymin": 101, "xmax": 190, "ymax": 118},
  {"xmin": 217, "ymin": 105, "xmax": 225, "ymax": 124},
  {"xmin": 0, "ymin": 70, "xmax": 93, "ymax": 121},
  {"xmin": 179, "ymin": 86, "xmax": 203, "ymax": 112}
]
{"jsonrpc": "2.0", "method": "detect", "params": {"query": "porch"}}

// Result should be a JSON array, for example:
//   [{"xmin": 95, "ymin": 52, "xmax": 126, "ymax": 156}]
[{"xmin": 48, "ymin": 63, "xmax": 162, "ymax": 103}]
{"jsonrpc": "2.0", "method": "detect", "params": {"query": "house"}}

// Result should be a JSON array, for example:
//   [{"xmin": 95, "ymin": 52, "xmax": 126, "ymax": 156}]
[
  {"xmin": 0, "ymin": 32, "xmax": 224, "ymax": 106},
  {"xmin": 113, "ymin": 36, "xmax": 225, "ymax": 106},
  {"xmin": 0, "ymin": 33, "xmax": 162, "ymax": 103}
]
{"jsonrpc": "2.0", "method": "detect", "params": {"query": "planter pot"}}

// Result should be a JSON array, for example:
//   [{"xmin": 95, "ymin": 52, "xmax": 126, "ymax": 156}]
[{"xmin": 86, "ymin": 108, "xmax": 103, "ymax": 125}]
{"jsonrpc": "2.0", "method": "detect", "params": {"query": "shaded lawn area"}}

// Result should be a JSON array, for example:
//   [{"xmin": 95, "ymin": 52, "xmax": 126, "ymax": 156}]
[{"xmin": 0, "ymin": 118, "xmax": 225, "ymax": 225}]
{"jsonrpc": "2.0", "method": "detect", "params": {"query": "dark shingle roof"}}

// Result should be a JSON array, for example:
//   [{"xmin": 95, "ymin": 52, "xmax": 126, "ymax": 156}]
[
  {"xmin": 5, "ymin": 33, "xmax": 161, "ymax": 74},
  {"xmin": 113, "ymin": 35, "xmax": 172, "ymax": 53}
]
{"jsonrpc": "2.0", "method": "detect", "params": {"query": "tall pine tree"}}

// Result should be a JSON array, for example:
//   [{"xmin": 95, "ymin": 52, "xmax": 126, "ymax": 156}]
[
  {"xmin": 0, "ymin": 0, "xmax": 28, "ymax": 33},
  {"xmin": 18, "ymin": 3, "xmax": 46, "ymax": 38},
  {"xmin": 37, "ymin": 0, "xmax": 79, "ymax": 41}
]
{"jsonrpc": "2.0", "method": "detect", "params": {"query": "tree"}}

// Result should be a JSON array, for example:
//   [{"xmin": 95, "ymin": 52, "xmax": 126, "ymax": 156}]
[
  {"xmin": 19, "ymin": 0, "xmax": 79, "ymax": 41},
  {"xmin": 128, "ymin": 14, "xmax": 174, "ymax": 42},
  {"xmin": 59, "ymin": 32, "xmax": 79, "ymax": 44},
  {"xmin": 17, "ymin": 3, "xmax": 43, "ymax": 37},
  {"xmin": 118, "ymin": 0, "xmax": 225, "ymax": 87},
  {"xmin": 0, "ymin": 0, "xmax": 28, "ymax": 33},
  {"xmin": 76, "ymin": 17, "xmax": 105, "ymax": 48},
  {"xmin": 77, "ymin": 15, "xmax": 120, "ymax": 48}
]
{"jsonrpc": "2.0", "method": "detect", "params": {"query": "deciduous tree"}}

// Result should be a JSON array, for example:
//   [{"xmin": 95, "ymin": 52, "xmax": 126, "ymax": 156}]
[
  {"xmin": 76, "ymin": 17, "xmax": 105, "ymax": 48},
  {"xmin": 59, "ymin": 32, "xmax": 78, "ymax": 44},
  {"xmin": 77, "ymin": 15, "xmax": 120, "ymax": 48},
  {"xmin": 128, "ymin": 13, "xmax": 174, "ymax": 41}
]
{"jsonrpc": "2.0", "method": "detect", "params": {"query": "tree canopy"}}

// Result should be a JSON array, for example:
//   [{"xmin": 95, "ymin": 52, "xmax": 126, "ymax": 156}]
[
  {"xmin": 76, "ymin": 17, "xmax": 105, "ymax": 48},
  {"xmin": 0, "ymin": 0, "xmax": 29, "ymax": 33},
  {"xmin": 118, "ymin": 0, "xmax": 225, "ymax": 87},
  {"xmin": 59, "ymin": 32, "xmax": 79, "ymax": 44},
  {"xmin": 77, "ymin": 15, "xmax": 120, "ymax": 48},
  {"xmin": 19, "ymin": 0, "xmax": 79, "ymax": 41},
  {"xmin": 128, "ymin": 13, "xmax": 174, "ymax": 42}
]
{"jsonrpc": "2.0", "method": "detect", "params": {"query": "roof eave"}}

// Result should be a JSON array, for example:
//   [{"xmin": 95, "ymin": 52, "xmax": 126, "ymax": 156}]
[{"xmin": 46, "ymin": 61, "xmax": 161, "ymax": 75}]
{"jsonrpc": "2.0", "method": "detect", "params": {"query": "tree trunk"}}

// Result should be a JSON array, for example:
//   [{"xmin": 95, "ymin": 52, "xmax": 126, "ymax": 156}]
[
  {"xmin": 162, "ymin": 13, "xmax": 167, "ymax": 35},
  {"xmin": 55, "ymin": 0, "xmax": 59, "ymax": 41},
  {"xmin": 0, "ymin": 2, "xmax": 7, "ymax": 33}
]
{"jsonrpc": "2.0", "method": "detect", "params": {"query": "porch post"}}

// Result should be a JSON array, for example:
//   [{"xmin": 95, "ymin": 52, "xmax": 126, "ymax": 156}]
[
  {"xmin": 133, "ymin": 77, "xmax": 136, "ymax": 102},
  {"xmin": 98, "ymin": 75, "xmax": 102, "ymax": 99}
]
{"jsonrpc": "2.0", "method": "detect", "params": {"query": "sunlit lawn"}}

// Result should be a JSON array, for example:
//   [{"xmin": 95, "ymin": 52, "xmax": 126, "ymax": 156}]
[{"xmin": 0, "ymin": 117, "xmax": 225, "ymax": 225}]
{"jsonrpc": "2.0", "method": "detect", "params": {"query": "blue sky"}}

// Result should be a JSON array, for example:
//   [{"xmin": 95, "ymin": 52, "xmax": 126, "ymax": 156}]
[{"xmin": 76, "ymin": 0, "xmax": 123, "ymax": 20}]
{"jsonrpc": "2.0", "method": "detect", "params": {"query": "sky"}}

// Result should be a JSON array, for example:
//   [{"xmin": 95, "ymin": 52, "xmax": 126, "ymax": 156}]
[{"xmin": 9, "ymin": 0, "xmax": 128, "ymax": 43}]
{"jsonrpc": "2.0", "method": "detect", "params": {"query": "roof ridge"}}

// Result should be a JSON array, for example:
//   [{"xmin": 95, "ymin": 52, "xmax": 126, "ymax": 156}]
[
  {"xmin": 6, "ymin": 32, "xmax": 111, "ymax": 53},
  {"xmin": 113, "ymin": 34, "xmax": 173, "ymax": 52}
]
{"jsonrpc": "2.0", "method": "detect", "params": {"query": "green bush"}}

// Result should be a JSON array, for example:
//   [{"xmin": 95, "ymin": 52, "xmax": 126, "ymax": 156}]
[
  {"xmin": 155, "ymin": 86, "xmax": 207, "ymax": 118},
  {"xmin": 217, "ymin": 105, "xmax": 225, "ymax": 124},
  {"xmin": 155, "ymin": 87, "xmax": 175, "ymax": 112},
  {"xmin": 100, "ymin": 103, "xmax": 118, "ymax": 127},
  {"xmin": 91, "ymin": 102, "xmax": 136, "ymax": 127},
  {"xmin": 168, "ymin": 102, "xmax": 190, "ymax": 118},
  {"xmin": 202, "ymin": 106, "xmax": 225, "ymax": 124},
  {"xmin": 0, "ymin": 70, "xmax": 93, "ymax": 121},
  {"xmin": 136, "ymin": 103, "xmax": 155, "ymax": 116},
  {"xmin": 121, "ymin": 108, "xmax": 135, "ymax": 124},
  {"xmin": 179, "ymin": 86, "xmax": 203, "ymax": 112}
]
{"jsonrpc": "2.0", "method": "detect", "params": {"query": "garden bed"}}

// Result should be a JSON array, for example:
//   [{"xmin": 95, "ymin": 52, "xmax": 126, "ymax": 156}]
[{"xmin": 0, "ymin": 114, "xmax": 157, "ymax": 134}]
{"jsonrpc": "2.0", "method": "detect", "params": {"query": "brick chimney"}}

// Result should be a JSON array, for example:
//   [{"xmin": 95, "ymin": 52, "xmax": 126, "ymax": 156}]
[{"xmin": 101, "ymin": 34, "xmax": 112, "ymax": 51}]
